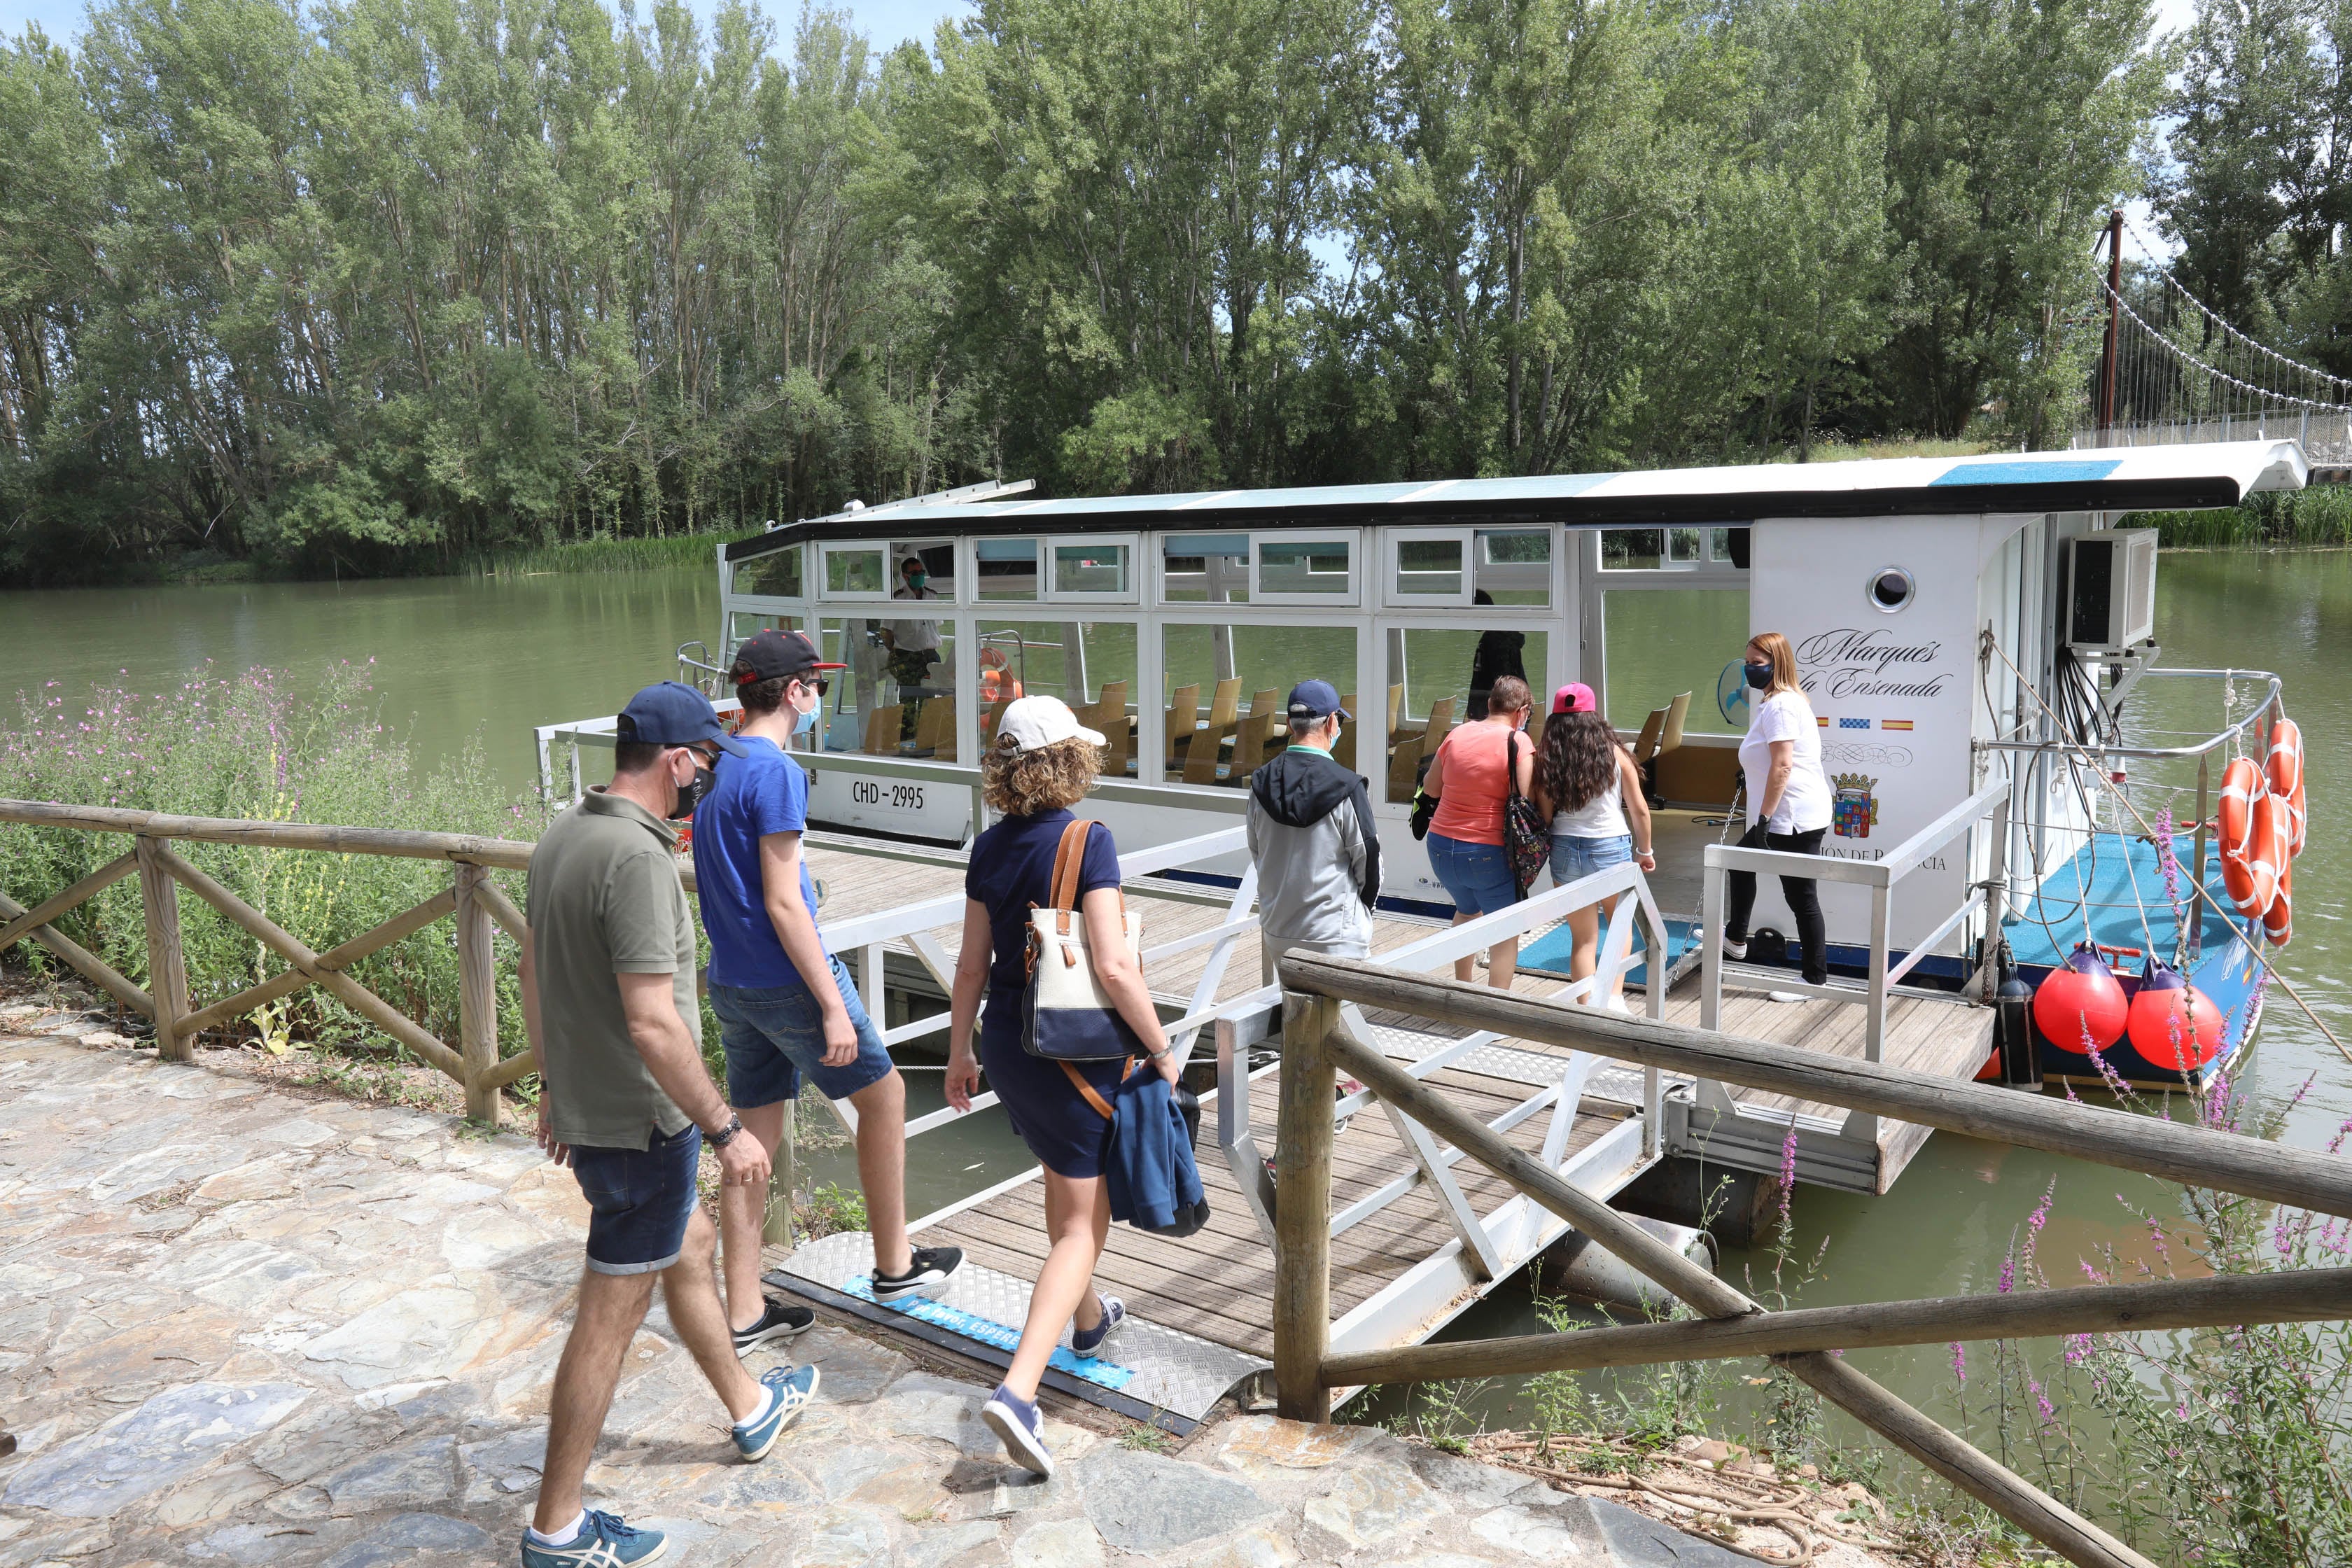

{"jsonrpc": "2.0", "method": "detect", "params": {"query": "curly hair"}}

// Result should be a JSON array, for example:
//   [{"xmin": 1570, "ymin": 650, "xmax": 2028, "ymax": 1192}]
[
  {"xmin": 1538, "ymin": 709, "xmax": 1625, "ymax": 816},
  {"xmin": 981, "ymin": 736, "xmax": 1100, "ymax": 816}
]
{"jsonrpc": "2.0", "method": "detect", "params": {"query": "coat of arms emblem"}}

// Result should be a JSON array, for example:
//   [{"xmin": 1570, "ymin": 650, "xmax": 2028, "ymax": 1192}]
[{"xmin": 1832, "ymin": 773, "xmax": 1879, "ymax": 839}]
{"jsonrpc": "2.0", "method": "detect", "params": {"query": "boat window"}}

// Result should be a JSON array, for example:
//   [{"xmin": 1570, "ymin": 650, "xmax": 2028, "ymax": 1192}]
[
  {"xmin": 1049, "ymin": 538, "xmax": 1135, "ymax": 601},
  {"xmin": 1161, "ymin": 533, "xmax": 1250, "ymax": 603},
  {"xmin": 1600, "ymin": 526, "xmax": 1745, "ymax": 574},
  {"xmin": 974, "ymin": 619, "xmax": 1140, "ymax": 774},
  {"xmin": 734, "ymin": 542, "xmax": 803, "ymax": 599},
  {"xmin": 1381, "ymin": 626, "xmax": 1550, "ymax": 804},
  {"xmin": 821, "ymin": 544, "xmax": 890, "ymax": 598},
  {"xmin": 1388, "ymin": 530, "xmax": 1467, "ymax": 602},
  {"xmin": 726, "ymin": 611, "xmax": 801, "ymax": 655},
  {"xmin": 1253, "ymin": 535, "xmax": 1355, "ymax": 603},
  {"xmin": 1162, "ymin": 622, "xmax": 1359, "ymax": 788},
  {"xmin": 1602, "ymin": 587, "xmax": 1746, "ymax": 736},
  {"xmin": 820, "ymin": 614, "xmax": 958, "ymax": 760},
  {"xmin": 1474, "ymin": 529, "xmax": 1550, "ymax": 606},
  {"xmin": 888, "ymin": 540, "xmax": 955, "ymax": 602},
  {"xmin": 976, "ymin": 538, "xmax": 1039, "ymax": 600}
]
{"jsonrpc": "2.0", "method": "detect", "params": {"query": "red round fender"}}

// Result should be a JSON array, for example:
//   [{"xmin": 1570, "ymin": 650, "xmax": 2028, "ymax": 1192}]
[
  {"xmin": 2032, "ymin": 944, "xmax": 2129, "ymax": 1054},
  {"xmin": 2124, "ymin": 958, "xmax": 2226, "ymax": 1072}
]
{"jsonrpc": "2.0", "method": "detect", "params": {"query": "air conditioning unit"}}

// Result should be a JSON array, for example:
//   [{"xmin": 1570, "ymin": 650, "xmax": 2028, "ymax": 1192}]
[{"xmin": 2064, "ymin": 530, "xmax": 2157, "ymax": 648}]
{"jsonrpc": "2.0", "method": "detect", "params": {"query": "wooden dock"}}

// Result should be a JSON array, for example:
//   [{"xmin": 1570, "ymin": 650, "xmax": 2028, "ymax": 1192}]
[{"xmin": 770, "ymin": 824, "xmax": 1994, "ymax": 1424}]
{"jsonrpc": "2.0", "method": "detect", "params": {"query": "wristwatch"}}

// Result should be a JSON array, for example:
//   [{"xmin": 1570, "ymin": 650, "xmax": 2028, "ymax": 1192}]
[{"xmin": 707, "ymin": 1113, "xmax": 744, "ymax": 1149}]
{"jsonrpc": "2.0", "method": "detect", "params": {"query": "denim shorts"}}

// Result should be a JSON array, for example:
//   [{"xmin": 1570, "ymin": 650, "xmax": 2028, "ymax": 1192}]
[
  {"xmin": 710, "ymin": 953, "xmax": 895, "ymax": 1109},
  {"xmin": 1550, "ymin": 832, "xmax": 1633, "ymax": 886},
  {"xmin": 570, "ymin": 1122, "xmax": 702, "ymax": 1276},
  {"xmin": 1427, "ymin": 832, "xmax": 1518, "ymax": 917}
]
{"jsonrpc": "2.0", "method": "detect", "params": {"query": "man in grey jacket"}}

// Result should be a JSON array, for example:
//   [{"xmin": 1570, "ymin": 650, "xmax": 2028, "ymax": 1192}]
[{"xmin": 1247, "ymin": 680, "xmax": 1382, "ymax": 981}]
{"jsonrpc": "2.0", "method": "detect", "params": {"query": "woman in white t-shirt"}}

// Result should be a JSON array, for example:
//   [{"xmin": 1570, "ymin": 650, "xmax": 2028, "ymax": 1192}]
[{"xmin": 1725, "ymin": 631, "xmax": 1833, "ymax": 987}]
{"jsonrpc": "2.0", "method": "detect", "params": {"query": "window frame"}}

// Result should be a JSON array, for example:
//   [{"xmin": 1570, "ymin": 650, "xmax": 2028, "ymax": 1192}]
[
  {"xmin": 818, "ymin": 542, "xmax": 895, "ymax": 602},
  {"xmin": 1043, "ymin": 533, "xmax": 1142, "ymax": 604},
  {"xmin": 1250, "ymin": 528, "xmax": 1362, "ymax": 607},
  {"xmin": 1383, "ymin": 526, "xmax": 1474, "ymax": 607}
]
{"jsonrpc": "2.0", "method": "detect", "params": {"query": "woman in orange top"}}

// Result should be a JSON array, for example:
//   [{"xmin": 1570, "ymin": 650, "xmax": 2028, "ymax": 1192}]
[{"xmin": 1421, "ymin": 675, "xmax": 1536, "ymax": 988}]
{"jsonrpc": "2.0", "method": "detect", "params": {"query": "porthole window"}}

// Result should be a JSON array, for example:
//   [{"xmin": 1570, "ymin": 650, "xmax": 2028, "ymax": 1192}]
[{"xmin": 1867, "ymin": 565, "xmax": 1916, "ymax": 613}]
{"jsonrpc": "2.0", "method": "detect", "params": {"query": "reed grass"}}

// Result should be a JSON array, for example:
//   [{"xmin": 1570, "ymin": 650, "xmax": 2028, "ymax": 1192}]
[
  {"xmin": 463, "ymin": 529, "xmax": 748, "ymax": 578},
  {"xmin": 2128, "ymin": 486, "xmax": 2352, "ymax": 549}
]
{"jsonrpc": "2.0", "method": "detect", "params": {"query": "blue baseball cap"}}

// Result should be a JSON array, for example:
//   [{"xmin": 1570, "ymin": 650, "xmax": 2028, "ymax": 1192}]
[
  {"xmin": 1286, "ymin": 680, "xmax": 1351, "ymax": 723},
  {"xmin": 617, "ymin": 681, "xmax": 746, "ymax": 755}
]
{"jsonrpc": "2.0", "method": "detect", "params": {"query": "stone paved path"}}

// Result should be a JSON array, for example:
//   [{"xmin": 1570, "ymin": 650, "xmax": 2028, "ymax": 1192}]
[{"xmin": 0, "ymin": 1007, "xmax": 1774, "ymax": 1568}]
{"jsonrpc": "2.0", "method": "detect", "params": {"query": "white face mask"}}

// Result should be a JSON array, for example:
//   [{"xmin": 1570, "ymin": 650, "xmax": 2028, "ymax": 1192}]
[{"xmin": 792, "ymin": 682, "xmax": 820, "ymax": 736}]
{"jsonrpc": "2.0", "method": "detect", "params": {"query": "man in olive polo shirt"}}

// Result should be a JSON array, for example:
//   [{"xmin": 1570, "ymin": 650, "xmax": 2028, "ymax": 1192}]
[{"xmin": 517, "ymin": 682, "xmax": 817, "ymax": 1568}]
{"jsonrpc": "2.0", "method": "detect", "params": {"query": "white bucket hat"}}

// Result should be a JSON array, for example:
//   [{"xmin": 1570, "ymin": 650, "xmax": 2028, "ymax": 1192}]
[{"xmin": 994, "ymin": 695, "xmax": 1105, "ymax": 754}]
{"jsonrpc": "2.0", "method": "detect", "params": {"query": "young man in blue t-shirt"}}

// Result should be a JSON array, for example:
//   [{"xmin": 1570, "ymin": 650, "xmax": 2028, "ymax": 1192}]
[{"xmin": 694, "ymin": 630, "xmax": 962, "ymax": 1350}]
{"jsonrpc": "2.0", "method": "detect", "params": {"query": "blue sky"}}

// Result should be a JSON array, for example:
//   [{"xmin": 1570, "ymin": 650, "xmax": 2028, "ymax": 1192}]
[{"xmin": 1, "ymin": 0, "xmax": 971, "ymax": 48}]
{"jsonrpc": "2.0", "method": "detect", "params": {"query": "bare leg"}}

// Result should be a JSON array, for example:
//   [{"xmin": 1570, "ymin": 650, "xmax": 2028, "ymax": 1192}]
[
  {"xmin": 1450, "ymin": 911, "xmax": 1478, "ymax": 983},
  {"xmin": 1595, "ymin": 892, "xmax": 1627, "ymax": 1003},
  {"xmin": 722, "ymin": 1102, "xmax": 788, "ymax": 1331},
  {"xmin": 1565, "ymin": 904, "xmax": 1600, "ymax": 999},
  {"xmin": 1004, "ymin": 1170, "xmax": 1110, "ymax": 1401},
  {"xmin": 533, "ymin": 1268, "xmax": 657, "ymax": 1534},
  {"xmin": 662, "ymin": 1208, "xmax": 763, "ymax": 1423},
  {"xmin": 850, "ymin": 1070, "xmax": 912, "ymax": 1278},
  {"xmin": 1489, "ymin": 936, "xmax": 1519, "ymax": 990}
]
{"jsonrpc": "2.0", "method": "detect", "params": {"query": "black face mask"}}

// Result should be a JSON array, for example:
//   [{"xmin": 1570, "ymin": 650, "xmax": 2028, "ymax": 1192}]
[
  {"xmin": 1742, "ymin": 661, "xmax": 1773, "ymax": 690},
  {"xmin": 668, "ymin": 755, "xmax": 715, "ymax": 820}
]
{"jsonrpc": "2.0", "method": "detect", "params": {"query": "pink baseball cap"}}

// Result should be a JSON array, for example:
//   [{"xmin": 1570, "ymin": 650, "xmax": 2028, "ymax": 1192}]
[{"xmin": 1552, "ymin": 682, "xmax": 1597, "ymax": 715}]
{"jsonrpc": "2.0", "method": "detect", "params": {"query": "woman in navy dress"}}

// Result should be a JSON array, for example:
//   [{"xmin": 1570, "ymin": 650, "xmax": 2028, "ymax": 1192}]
[{"xmin": 944, "ymin": 696, "xmax": 1177, "ymax": 1476}]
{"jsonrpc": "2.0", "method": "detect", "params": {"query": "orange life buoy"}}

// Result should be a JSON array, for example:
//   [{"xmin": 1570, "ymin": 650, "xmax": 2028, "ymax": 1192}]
[
  {"xmin": 2218, "ymin": 755, "xmax": 2265, "ymax": 863},
  {"xmin": 2266, "ymin": 854, "xmax": 2294, "ymax": 946},
  {"xmin": 979, "ymin": 668, "xmax": 1023, "ymax": 704},
  {"xmin": 2268, "ymin": 717, "xmax": 2307, "ymax": 859}
]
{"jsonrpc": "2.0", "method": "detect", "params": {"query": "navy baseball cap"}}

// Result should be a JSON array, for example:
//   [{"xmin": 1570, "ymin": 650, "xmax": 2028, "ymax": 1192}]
[
  {"xmin": 616, "ymin": 681, "xmax": 746, "ymax": 755},
  {"xmin": 1286, "ymin": 680, "xmax": 1351, "ymax": 722}
]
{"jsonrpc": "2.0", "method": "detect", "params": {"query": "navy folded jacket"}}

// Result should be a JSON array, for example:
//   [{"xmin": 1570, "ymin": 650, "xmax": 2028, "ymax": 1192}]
[{"xmin": 1106, "ymin": 1070, "xmax": 1210, "ymax": 1237}]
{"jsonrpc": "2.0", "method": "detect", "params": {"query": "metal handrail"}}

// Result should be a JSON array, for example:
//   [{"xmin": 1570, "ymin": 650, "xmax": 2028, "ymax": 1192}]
[{"xmin": 1975, "ymin": 666, "xmax": 2282, "ymax": 761}]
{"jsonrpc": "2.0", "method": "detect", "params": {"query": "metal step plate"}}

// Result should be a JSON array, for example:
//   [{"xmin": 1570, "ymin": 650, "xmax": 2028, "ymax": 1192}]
[{"xmin": 769, "ymin": 1231, "xmax": 1266, "ymax": 1432}]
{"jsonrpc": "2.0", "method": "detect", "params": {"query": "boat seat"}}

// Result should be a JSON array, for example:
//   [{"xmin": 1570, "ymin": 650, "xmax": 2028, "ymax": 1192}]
[
  {"xmin": 1166, "ymin": 683, "xmax": 1200, "ymax": 775},
  {"xmin": 914, "ymin": 695, "xmax": 954, "ymax": 761},
  {"xmin": 1632, "ymin": 705, "xmax": 1670, "ymax": 765},
  {"xmin": 1184, "ymin": 679, "xmax": 1245, "ymax": 785},
  {"xmin": 1387, "ymin": 732, "xmax": 1424, "ymax": 802},
  {"xmin": 862, "ymin": 704, "xmax": 902, "ymax": 756}
]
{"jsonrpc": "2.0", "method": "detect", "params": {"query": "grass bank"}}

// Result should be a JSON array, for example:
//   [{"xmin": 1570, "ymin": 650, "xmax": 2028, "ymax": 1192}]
[{"xmin": 2127, "ymin": 484, "xmax": 2352, "ymax": 548}]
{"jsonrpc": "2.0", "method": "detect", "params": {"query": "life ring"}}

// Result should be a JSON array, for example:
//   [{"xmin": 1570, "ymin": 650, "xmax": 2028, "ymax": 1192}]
[
  {"xmin": 2229, "ymin": 787, "xmax": 2290, "ymax": 922},
  {"xmin": 2266, "ymin": 854, "xmax": 2294, "ymax": 946},
  {"xmin": 2268, "ymin": 717, "xmax": 2307, "ymax": 859},
  {"xmin": 2216, "ymin": 756, "xmax": 2270, "ymax": 917},
  {"xmin": 976, "ymin": 647, "xmax": 1023, "ymax": 706},
  {"xmin": 2217, "ymin": 755, "xmax": 2265, "ymax": 863}
]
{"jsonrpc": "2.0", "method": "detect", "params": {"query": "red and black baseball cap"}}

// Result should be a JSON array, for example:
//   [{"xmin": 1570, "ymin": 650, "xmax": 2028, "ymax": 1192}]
[{"xmin": 732, "ymin": 629, "xmax": 846, "ymax": 687}]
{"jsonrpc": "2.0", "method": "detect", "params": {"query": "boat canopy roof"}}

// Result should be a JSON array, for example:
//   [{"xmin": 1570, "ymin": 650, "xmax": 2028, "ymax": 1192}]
[{"xmin": 727, "ymin": 438, "xmax": 2309, "ymax": 562}]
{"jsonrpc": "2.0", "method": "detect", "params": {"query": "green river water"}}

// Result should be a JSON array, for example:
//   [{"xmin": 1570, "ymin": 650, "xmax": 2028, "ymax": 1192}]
[{"xmin": 4, "ymin": 552, "xmax": 2348, "ymax": 1458}]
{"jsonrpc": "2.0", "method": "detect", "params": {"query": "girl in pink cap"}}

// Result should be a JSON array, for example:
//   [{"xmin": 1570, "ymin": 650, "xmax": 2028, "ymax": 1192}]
[{"xmin": 1532, "ymin": 683, "xmax": 1654, "ymax": 1010}]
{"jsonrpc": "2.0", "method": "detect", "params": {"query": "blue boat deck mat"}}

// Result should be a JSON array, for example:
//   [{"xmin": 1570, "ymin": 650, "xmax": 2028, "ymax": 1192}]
[
  {"xmin": 840, "ymin": 1274, "xmax": 1135, "ymax": 1392},
  {"xmin": 2004, "ymin": 832, "xmax": 2241, "ymax": 972},
  {"xmin": 1520, "ymin": 916, "xmax": 1699, "ymax": 985}
]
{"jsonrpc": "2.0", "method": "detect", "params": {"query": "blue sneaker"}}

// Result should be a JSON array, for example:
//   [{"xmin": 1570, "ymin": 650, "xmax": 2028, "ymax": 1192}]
[
  {"xmin": 519, "ymin": 1509, "xmax": 666, "ymax": 1566},
  {"xmin": 732, "ymin": 1363, "xmax": 818, "ymax": 1462},
  {"xmin": 1070, "ymin": 1294, "xmax": 1126, "ymax": 1359},
  {"xmin": 981, "ymin": 1382, "xmax": 1054, "ymax": 1477}
]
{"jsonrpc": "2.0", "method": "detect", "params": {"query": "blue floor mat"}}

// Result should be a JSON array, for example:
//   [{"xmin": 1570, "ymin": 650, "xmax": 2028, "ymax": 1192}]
[
  {"xmin": 1520, "ymin": 916, "xmax": 1699, "ymax": 986},
  {"xmin": 839, "ymin": 1275, "xmax": 1135, "ymax": 1392},
  {"xmin": 2004, "ymin": 832, "xmax": 2239, "ymax": 971}
]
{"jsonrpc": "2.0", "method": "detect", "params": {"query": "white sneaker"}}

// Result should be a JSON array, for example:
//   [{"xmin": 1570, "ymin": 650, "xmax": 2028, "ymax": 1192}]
[
  {"xmin": 1604, "ymin": 993, "xmax": 1632, "ymax": 1014},
  {"xmin": 1767, "ymin": 990, "xmax": 1806, "ymax": 1004}
]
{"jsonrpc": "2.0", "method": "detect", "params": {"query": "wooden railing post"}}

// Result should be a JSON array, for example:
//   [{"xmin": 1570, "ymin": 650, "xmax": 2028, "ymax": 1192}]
[
  {"xmin": 454, "ymin": 864, "xmax": 500, "ymax": 1126},
  {"xmin": 1273, "ymin": 989, "xmax": 1338, "ymax": 1423},
  {"xmin": 134, "ymin": 836, "xmax": 191, "ymax": 1060},
  {"xmin": 763, "ymin": 1101, "xmax": 797, "ymax": 1248}
]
